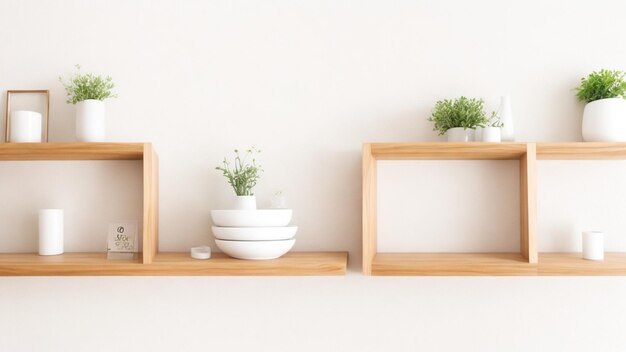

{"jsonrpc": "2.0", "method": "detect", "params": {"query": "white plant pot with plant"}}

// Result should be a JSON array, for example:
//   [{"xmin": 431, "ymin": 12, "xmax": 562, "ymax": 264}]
[
  {"xmin": 428, "ymin": 96, "xmax": 489, "ymax": 142},
  {"xmin": 481, "ymin": 111, "xmax": 503, "ymax": 142},
  {"xmin": 576, "ymin": 69, "xmax": 626, "ymax": 142},
  {"xmin": 60, "ymin": 65, "xmax": 116, "ymax": 142},
  {"xmin": 216, "ymin": 148, "xmax": 262, "ymax": 210}
]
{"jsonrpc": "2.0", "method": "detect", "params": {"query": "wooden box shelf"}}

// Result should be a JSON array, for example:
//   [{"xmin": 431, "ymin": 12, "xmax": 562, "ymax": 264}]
[{"xmin": 363, "ymin": 142, "xmax": 626, "ymax": 276}]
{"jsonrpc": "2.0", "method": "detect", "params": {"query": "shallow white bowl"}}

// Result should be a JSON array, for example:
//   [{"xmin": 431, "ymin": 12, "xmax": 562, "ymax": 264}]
[
  {"xmin": 215, "ymin": 239, "xmax": 296, "ymax": 260},
  {"xmin": 211, "ymin": 209, "xmax": 292, "ymax": 227},
  {"xmin": 212, "ymin": 226, "xmax": 297, "ymax": 241}
]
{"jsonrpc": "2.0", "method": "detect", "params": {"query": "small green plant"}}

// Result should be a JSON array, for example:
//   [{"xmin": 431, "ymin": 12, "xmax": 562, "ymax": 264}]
[
  {"xmin": 486, "ymin": 111, "xmax": 503, "ymax": 128},
  {"xmin": 575, "ymin": 69, "xmax": 626, "ymax": 103},
  {"xmin": 59, "ymin": 64, "xmax": 117, "ymax": 104},
  {"xmin": 428, "ymin": 96, "xmax": 489, "ymax": 135},
  {"xmin": 216, "ymin": 148, "xmax": 263, "ymax": 196}
]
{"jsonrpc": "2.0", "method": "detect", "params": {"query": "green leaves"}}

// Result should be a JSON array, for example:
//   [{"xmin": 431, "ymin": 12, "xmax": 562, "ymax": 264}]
[
  {"xmin": 428, "ymin": 96, "xmax": 489, "ymax": 135},
  {"xmin": 215, "ymin": 148, "xmax": 263, "ymax": 196},
  {"xmin": 59, "ymin": 64, "xmax": 117, "ymax": 104},
  {"xmin": 576, "ymin": 69, "xmax": 626, "ymax": 103}
]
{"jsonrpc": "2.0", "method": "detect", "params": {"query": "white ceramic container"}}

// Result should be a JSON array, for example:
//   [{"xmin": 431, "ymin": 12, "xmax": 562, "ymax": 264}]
[
  {"xmin": 76, "ymin": 99, "xmax": 106, "ymax": 142},
  {"xmin": 582, "ymin": 98, "xmax": 626, "ymax": 142},
  {"xmin": 39, "ymin": 209, "xmax": 64, "ymax": 256},
  {"xmin": 233, "ymin": 195, "xmax": 256, "ymax": 210},
  {"xmin": 215, "ymin": 239, "xmax": 296, "ymax": 260},
  {"xmin": 446, "ymin": 127, "xmax": 473, "ymax": 142},
  {"xmin": 582, "ymin": 231, "xmax": 604, "ymax": 261},
  {"xmin": 211, "ymin": 209, "xmax": 292, "ymax": 227},
  {"xmin": 10, "ymin": 110, "xmax": 42, "ymax": 142},
  {"xmin": 498, "ymin": 95, "xmax": 515, "ymax": 141},
  {"xmin": 212, "ymin": 226, "xmax": 297, "ymax": 241},
  {"xmin": 481, "ymin": 127, "xmax": 502, "ymax": 142}
]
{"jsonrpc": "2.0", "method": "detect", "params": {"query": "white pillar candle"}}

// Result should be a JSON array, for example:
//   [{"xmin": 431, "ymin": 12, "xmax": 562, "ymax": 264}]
[
  {"xmin": 582, "ymin": 231, "xmax": 604, "ymax": 261},
  {"xmin": 38, "ymin": 209, "xmax": 64, "ymax": 256},
  {"xmin": 10, "ymin": 110, "xmax": 42, "ymax": 142}
]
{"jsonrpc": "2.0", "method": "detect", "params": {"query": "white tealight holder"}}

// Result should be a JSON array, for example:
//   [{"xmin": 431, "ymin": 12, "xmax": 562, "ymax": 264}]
[
  {"xmin": 582, "ymin": 231, "xmax": 604, "ymax": 261},
  {"xmin": 191, "ymin": 246, "xmax": 211, "ymax": 260}
]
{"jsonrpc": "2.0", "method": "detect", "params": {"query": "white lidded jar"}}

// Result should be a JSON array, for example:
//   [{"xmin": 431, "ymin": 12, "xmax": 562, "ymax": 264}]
[{"xmin": 76, "ymin": 99, "xmax": 106, "ymax": 142}]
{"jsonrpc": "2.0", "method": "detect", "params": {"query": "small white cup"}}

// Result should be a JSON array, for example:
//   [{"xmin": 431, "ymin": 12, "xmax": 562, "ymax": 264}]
[
  {"xmin": 191, "ymin": 246, "xmax": 211, "ymax": 260},
  {"xmin": 582, "ymin": 231, "xmax": 604, "ymax": 261},
  {"xmin": 39, "ymin": 209, "xmax": 64, "ymax": 256},
  {"xmin": 10, "ymin": 110, "xmax": 42, "ymax": 142},
  {"xmin": 482, "ymin": 127, "xmax": 502, "ymax": 142}
]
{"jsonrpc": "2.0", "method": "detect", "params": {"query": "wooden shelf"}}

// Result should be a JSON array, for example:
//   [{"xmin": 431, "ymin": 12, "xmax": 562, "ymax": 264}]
[
  {"xmin": 537, "ymin": 142, "xmax": 626, "ymax": 160},
  {"xmin": 0, "ymin": 252, "xmax": 348, "ymax": 276},
  {"xmin": 0, "ymin": 142, "xmax": 146, "ymax": 160},
  {"xmin": 538, "ymin": 253, "xmax": 626, "ymax": 275},
  {"xmin": 370, "ymin": 142, "xmax": 528, "ymax": 160}
]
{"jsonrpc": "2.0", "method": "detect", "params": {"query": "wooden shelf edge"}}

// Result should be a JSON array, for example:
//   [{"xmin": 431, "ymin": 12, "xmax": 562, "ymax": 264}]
[
  {"xmin": 538, "ymin": 252, "xmax": 626, "ymax": 276},
  {"xmin": 0, "ymin": 142, "xmax": 147, "ymax": 161}
]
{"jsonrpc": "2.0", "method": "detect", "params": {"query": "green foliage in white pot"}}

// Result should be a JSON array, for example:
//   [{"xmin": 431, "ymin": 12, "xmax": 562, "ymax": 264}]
[
  {"xmin": 576, "ymin": 69, "xmax": 626, "ymax": 103},
  {"xmin": 59, "ymin": 64, "xmax": 117, "ymax": 104},
  {"xmin": 428, "ymin": 96, "xmax": 490, "ymax": 135},
  {"xmin": 216, "ymin": 148, "xmax": 263, "ymax": 196}
]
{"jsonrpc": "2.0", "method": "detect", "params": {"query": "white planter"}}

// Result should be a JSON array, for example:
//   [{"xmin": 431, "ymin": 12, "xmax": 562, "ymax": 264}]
[
  {"xmin": 498, "ymin": 96, "xmax": 515, "ymax": 141},
  {"xmin": 582, "ymin": 98, "xmax": 626, "ymax": 142},
  {"xmin": 10, "ymin": 110, "xmax": 42, "ymax": 142},
  {"xmin": 76, "ymin": 99, "xmax": 106, "ymax": 142},
  {"xmin": 446, "ymin": 127, "xmax": 473, "ymax": 142},
  {"xmin": 38, "ymin": 209, "xmax": 64, "ymax": 256},
  {"xmin": 582, "ymin": 231, "xmax": 604, "ymax": 261},
  {"xmin": 481, "ymin": 127, "xmax": 502, "ymax": 142},
  {"xmin": 233, "ymin": 195, "xmax": 257, "ymax": 210}
]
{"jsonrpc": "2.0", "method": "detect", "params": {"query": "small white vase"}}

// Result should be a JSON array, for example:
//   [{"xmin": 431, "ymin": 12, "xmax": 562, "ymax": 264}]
[
  {"xmin": 582, "ymin": 231, "xmax": 604, "ymax": 261},
  {"xmin": 498, "ymin": 96, "xmax": 515, "ymax": 141},
  {"xmin": 234, "ymin": 195, "xmax": 257, "ymax": 210},
  {"xmin": 446, "ymin": 127, "xmax": 473, "ymax": 142},
  {"xmin": 39, "ymin": 209, "xmax": 64, "ymax": 256},
  {"xmin": 10, "ymin": 110, "xmax": 42, "ymax": 142},
  {"xmin": 76, "ymin": 99, "xmax": 106, "ymax": 142},
  {"xmin": 481, "ymin": 127, "xmax": 502, "ymax": 142},
  {"xmin": 582, "ymin": 98, "xmax": 626, "ymax": 142}
]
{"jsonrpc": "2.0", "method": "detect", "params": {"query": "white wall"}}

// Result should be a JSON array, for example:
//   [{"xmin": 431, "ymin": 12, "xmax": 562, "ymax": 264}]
[{"xmin": 2, "ymin": 0, "xmax": 626, "ymax": 351}]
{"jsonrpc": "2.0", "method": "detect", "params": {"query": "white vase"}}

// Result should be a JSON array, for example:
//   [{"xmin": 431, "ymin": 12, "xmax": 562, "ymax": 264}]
[
  {"xmin": 10, "ymin": 110, "xmax": 42, "ymax": 143},
  {"xmin": 481, "ymin": 127, "xmax": 502, "ymax": 142},
  {"xmin": 39, "ymin": 209, "xmax": 64, "ymax": 256},
  {"xmin": 582, "ymin": 98, "xmax": 626, "ymax": 142},
  {"xmin": 233, "ymin": 195, "xmax": 257, "ymax": 210},
  {"xmin": 76, "ymin": 99, "xmax": 106, "ymax": 142},
  {"xmin": 582, "ymin": 231, "xmax": 604, "ymax": 261},
  {"xmin": 446, "ymin": 127, "xmax": 473, "ymax": 142},
  {"xmin": 498, "ymin": 96, "xmax": 515, "ymax": 141}
]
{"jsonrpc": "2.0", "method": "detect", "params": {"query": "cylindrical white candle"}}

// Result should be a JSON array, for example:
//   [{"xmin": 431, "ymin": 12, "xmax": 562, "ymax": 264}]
[
  {"xmin": 39, "ymin": 209, "xmax": 64, "ymax": 256},
  {"xmin": 10, "ymin": 110, "xmax": 42, "ymax": 143},
  {"xmin": 191, "ymin": 246, "xmax": 211, "ymax": 259},
  {"xmin": 582, "ymin": 231, "xmax": 604, "ymax": 261}
]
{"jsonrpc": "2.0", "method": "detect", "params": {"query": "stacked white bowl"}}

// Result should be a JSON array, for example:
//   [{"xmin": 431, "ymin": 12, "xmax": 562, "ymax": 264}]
[{"xmin": 210, "ymin": 208, "xmax": 297, "ymax": 260}]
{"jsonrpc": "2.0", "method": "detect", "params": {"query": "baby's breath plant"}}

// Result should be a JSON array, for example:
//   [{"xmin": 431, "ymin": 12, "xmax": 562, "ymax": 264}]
[
  {"xmin": 576, "ymin": 69, "xmax": 626, "ymax": 103},
  {"xmin": 216, "ymin": 148, "xmax": 263, "ymax": 196},
  {"xmin": 428, "ymin": 96, "xmax": 489, "ymax": 135},
  {"xmin": 59, "ymin": 64, "xmax": 117, "ymax": 104}
]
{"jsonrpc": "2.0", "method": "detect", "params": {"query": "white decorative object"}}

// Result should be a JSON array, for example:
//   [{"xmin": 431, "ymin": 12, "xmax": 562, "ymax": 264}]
[
  {"xmin": 76, "ymin": 99, "xmax": 106, "ymax": 142},
  {"xmin": 38, "ymin": 209, "xmax": 64, "ymax": 256},
  {"xmin": 270, "ymin": 191, "xmax": 286, "ymax": 209},
  {"xmin": 582, "ymin": 98, "xmax": 626, "ymax": 141},
  {"xmin": 474, "ymin": 127, "xmax": 483, "ymax": 142},
  {"xmin": 191, "ymin": 246, "xmax": 211, "ymax": 259},
  {"xmin": 233, "ymin": 195, "xmax": 256, "ymax": 210},
  {"xmin": 446, "ymin": 127, "xmax": 472, "ymax": 142},
  {"xmin": 215, "ymin": 239, "xmax": 295, "ymax": 260},
  {"xmin": 498, "ymin": 95, "xmax": 515, "ymax": 141},
  {"xmin": 582, "ymin": 231, "xmax": 604, "ymax": 261},
  {"xmin": 10, "ymin": 110, "xmax": 42, "ymax": 143},
  {"xmin": 212, "ymin": 226, "xmax": 297, "ymax": 241},
  {"xmin": 107, "ymin": 222, "xmax": 138, "ymax": 260},
  {"xmin": 481, "ymin": 127, "xmax": 502, "ymax": 142},
  {"xmin": 211, "ymin": 209, "xmax": 293, "ymax": 227}
]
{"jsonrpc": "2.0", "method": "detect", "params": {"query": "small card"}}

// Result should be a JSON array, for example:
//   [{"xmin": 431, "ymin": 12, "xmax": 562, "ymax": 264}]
[{"xmin": 107, "ymin": 222, "xmax": 138, "ymax": 260}]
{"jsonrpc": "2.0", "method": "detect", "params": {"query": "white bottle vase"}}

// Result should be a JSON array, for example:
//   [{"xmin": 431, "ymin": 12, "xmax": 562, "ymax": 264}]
[
  {"xmin": 582, "ymin": 231, "xmax": 604, "ymax": 261},
  {"xmin": 76, "ymin": 99, "xmax": 106, "ymax": 142},
  {"xmin": 446, "ymin": 127, "xmax": 472, "ymax": 142},
  {"xmin": 10, "ymin": 110, "xmax": 42, "ymax": 142},
  {"xmin": 233, "ymin": 195, "xmax": 257, "ymax": 210},
  {"xmin": 582, "ymin": 98, "xmax": 626, "ymax": 141},
  {"xmin": 498, "ymin": 96, "xmax": 514, "ymax": 141}
]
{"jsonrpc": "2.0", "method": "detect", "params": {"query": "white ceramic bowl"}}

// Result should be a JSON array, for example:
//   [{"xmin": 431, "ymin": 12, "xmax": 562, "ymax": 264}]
[
  {"xmin": 215, "ymin": 239, "xmax": 296, "ymax": 260},
  {"xmin": 211, "ymin": 209, "xmax": 292, "ymax": 227},
  {"xmin": 212, "ymin": 226, "xmax": 297, "ymax": 241}
]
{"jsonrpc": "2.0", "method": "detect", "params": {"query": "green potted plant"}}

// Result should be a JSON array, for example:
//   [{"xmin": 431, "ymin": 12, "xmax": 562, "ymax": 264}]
[
  {"xmin": 480, "ymin": 111, "xmax": 504, "ymax": 142},
  {"xmin": 576, "ymin": 69, "xmax": 626, "ymax": 141},
  {"xmin": 216, "ymin": 148, "xmax": 263, "ymax": 210},
  {"xmin": 60, "ymin": 65, "xmax": 116, "ymax": 142},
  {"xmin": 428, "ymin": 96, "xmax": 489, "ymax": 142}
]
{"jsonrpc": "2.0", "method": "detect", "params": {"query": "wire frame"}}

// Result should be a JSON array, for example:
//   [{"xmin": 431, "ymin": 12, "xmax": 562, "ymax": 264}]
[{"xmin": 4, "ymin": 90, "xmax": 50, "ymax": 142}]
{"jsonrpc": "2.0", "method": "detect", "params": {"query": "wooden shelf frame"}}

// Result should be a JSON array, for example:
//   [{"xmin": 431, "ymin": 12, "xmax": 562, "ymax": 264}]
[{"xmin": 0, "ymin": 143, "xmax": 348, "ymax": 276}]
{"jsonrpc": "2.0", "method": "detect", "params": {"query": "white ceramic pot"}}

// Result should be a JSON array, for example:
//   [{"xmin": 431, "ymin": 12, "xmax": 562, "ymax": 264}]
[
  {"xmin": 446, "ymin": 127, "xmax": 473, "ymax": 142},
  {"xmin": 582, "ymin": 231, "xmax": 604, "ymax": 261},
  {"xmin": 582, "ymin": 98, "xmax": 626, "ymax": 142},
  {"xmin": 76, "ymin": 99, "xmax": 106, "ymax": 142},
  {"xmin": 481, "ymin": 127, "xmax": 502, "ymax": 142},
  {"xmin": 39, "ymin": 209, "xmax": 64, "ymax": 256},
  {"xmin": 233, "ymin": 195, "xmax": 257, "ymax": 210},
  {"xmin": 211, "ymin": 209, "xmax": 293, "ymax": 227},
  {"xmin": 10, "ymin": 110, "xmax": 42, "ymax": 142}
]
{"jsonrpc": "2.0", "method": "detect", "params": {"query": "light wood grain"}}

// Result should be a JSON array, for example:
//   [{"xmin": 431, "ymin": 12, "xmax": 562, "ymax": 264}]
[
  {"xmin": 142, "ymin": 143, "xmax": 159, "ymax": 264},
  {"xmin": 0, "ymin": 252, "xmax": 348, "ymax": 276},
  {"xmin": 520, "ymin": 143, "xmax": 538, "ymax": 263},
  {"xmin": 0, "ymin": 143, "xmax": 145, "ymax": 160},
  {"xmin": 362, "ymin": 144, "xmax": 377, "ymax": 275},
  {"xmin": 370, "ymin": 143, "xmax": 528, "ymax": 160},
  {"xmin": 538, "ymin": 253, "xmax": 626, "ymax": 275},
  {"xmin": 537, "ymin": 143, "xmax": 626, "ymax": 160},
  {"xmin": 372, "ymin": 253, "xmax": 537, "ymax": 276}
]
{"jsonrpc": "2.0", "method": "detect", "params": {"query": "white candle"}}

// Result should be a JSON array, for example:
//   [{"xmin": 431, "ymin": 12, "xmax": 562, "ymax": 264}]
[
  {"xmin": 10, "ymin": 110, "xmax": 42, "ymax": 142},
  {"xmin": 39, "ymin": 209, "xmax": 64, "ymax": 256},
  {"xmin": 582, "ymin": 231, "xmax": 604, "ymax": 261}
]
